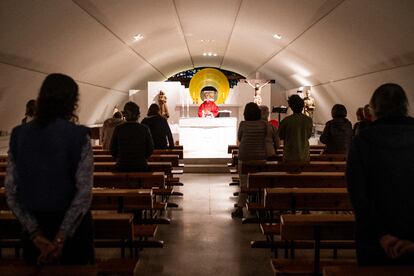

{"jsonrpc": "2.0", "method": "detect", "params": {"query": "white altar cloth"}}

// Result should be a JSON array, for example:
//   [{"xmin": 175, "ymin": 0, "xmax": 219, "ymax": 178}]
[{"xmin": 179, "ymin": 117, "xmax": 237, "ymax": 158}]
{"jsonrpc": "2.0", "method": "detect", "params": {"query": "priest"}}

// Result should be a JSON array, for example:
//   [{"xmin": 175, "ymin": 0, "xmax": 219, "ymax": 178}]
[{"xmin": 198, "ymin": 89, "xmax": 219, "ymax": 117}]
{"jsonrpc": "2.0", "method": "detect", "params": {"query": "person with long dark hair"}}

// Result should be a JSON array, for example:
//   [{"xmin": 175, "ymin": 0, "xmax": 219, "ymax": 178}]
[
  {"xmin": 141, "ymin": 103, "xmax": 174, "ymax": 149},
  {"xmin": 347, "ymin": 83, "xmax": 414, "ymax": 265},
  {"xmin": 5, "ymin": 73, "xmax": 94, "ymax": 265}
]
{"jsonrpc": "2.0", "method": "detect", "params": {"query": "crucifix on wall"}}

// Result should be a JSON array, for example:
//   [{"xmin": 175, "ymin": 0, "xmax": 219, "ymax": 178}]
[{"xmin": 242, "ymin": 79, "xmax": 275, "ymax": 105}]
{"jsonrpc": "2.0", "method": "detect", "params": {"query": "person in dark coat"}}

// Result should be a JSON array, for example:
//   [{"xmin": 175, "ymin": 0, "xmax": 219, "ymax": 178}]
[
  {"xmin": 347, "ymin": 83, "xmax": 414, "ymax": 265},
  {"xmin": 5, "ymin": 73, "xmax": 94, "ymax": 265},
  {"xmin": 319, "ymin": 104, "xmax": 353, "ymax": 154},
  {"xmin": 110, "ymin": 102, "xmax": 154, "ymax": 172},
  {"xmin": 21, "ymin": 99, "xmax": 36, "ymax": 124},
  {"xmin": 354, "ymin": 104, "xmax": 373, "ymax": 136},
  {"xmin": 141, "ymin": 103, "xmax": 174, "ymax": 149},
  {"xmin": 352, "ymin": 107, "xmax": 365, "ymax": 136}
]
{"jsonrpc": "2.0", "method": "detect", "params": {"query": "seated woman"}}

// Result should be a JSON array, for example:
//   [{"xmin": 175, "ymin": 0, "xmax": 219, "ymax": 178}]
[
  {"xmin": 319, "ymin": 104, "xmax": 353, "ymax": 154},
  {"xmin": 141, "ymin": 103, "xmax": 174, "ymax": 149}
]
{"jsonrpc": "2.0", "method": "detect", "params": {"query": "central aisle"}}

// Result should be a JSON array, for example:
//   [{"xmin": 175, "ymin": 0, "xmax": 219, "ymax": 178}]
[{"xmin": 135, "ymin": 173, "xmax": 273, "ymax": 276}]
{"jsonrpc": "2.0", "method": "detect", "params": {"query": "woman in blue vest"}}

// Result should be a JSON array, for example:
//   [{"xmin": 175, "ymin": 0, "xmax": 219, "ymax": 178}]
[{"xmin": 5, "ymin": 73, "xmax": 94, "ymax": 265}]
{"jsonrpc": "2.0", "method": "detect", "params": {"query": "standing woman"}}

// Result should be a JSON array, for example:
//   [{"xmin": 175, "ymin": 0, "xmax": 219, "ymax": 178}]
[
  {"xmin": 232, "ymin": 102, "xmax": 267, "ymax": 218},
  {"xmin": 141, "ymin": 103, "xmax": 174, "ymax": 149},
  {"xmin": 5, "ymin": 73, "xmax": 94, "ymax": 265},
  {"xmin": 347, "ymin": 83, "xmax": 414, "ymax": 265}
]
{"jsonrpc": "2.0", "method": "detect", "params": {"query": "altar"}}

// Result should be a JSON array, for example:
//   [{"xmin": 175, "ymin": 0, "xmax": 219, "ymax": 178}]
[{"xmin": 179, "ymin": 117, "xmax": 237, "ymax": 158}]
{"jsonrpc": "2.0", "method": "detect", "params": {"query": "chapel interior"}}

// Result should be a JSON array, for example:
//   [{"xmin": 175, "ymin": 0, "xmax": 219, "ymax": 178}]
[{"xmin": 0, "ymin": 0, "xmax": 413, "ymax": 275}]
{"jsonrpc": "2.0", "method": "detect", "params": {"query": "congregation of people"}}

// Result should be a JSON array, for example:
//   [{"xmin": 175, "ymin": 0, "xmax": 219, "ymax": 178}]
[
  {"xmin": 232, "ymin": 83, "xmax": 414, "ymax": 266},
  {"xmin": 3, "ymin": 72, "xmax": 414, "ymax": 271}
]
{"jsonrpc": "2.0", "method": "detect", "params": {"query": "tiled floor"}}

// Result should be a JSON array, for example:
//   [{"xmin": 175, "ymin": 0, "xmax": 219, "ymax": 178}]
[{"xmin": 127, "ymin": 173, "xmax": 274, "ymax": 276}]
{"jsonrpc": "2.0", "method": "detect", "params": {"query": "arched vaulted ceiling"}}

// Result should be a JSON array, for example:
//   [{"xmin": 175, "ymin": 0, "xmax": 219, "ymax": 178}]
[{"xmin": 0, "ymin": 0, "xmax": 413, "ymax": 130}]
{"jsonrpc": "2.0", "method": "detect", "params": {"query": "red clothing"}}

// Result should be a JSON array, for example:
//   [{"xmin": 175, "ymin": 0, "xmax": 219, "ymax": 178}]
[
  {"xmin": 198, "ymin": 101, "xmax": 219, "ymax": 117},
  {"xmin": 269, "ymin": 119, "xmax": 279, "ymax": 128}
]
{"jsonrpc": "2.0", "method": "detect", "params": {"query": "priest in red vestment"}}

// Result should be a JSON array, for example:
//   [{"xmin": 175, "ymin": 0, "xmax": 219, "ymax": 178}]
[{"xmin": 198, "ymin": 98, "xmax": 219, "ymax": 117}]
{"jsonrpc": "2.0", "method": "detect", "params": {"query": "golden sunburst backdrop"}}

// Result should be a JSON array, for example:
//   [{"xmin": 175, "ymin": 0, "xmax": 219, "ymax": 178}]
[{"xmin": 189, "ymin": 68, "xmax": 230, "ymax": 104}]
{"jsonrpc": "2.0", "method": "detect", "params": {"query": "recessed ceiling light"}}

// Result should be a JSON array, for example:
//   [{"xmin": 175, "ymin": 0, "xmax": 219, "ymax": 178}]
[
  {"xmin": 133, "ymin": 34, "xmax": 144, "ymax": 41},
  {"xmin": 203, "ymin": 52, "xmax": 217, "ymax": 57},
  {"xmin": 273, "ymin": 34, "xmax": 282, "ymax": 39}
]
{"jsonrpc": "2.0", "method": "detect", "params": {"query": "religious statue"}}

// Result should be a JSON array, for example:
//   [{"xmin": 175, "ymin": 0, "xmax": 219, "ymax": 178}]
[
  {"xmin": 303, "ymin": 89, "xmax": 316, "ymax": 118},
  {"xmin": 198, "ymin": 91, "xmax": 219, "ymax": 117},
  {"xmin": 244, "ymin": 79, "xmax": 274, "ymax": 106},
  {"xmin": 157, "ymin": 91, "xmax": 169, "ymax": 119}
]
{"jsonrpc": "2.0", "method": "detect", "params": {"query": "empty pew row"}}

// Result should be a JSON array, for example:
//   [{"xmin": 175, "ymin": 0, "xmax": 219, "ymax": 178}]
[
  {"xmin": 271, "ymin": 214, "xmax": 356, "ymax": 276},
  {"xmin": 248, "ymin": 172, "xmax": 346, "ymax": 190},
  {"xmin": 93, "ymin": 149, "xmax": 184, "ymax": 159},
  {"xmin": 93, "ymin": 155, "xmax": 184, "ymax": 169},
  {"xmin": 228, "ymin": 144, "xmax": 327, "ymax": 153},
  {"xmin": 241, "ymin": 161, "xmax": 346, "ymax": 174},
  {"xmin": 323, "ymin": 265, "xmax": 414, "ymax": 276},
  {"xmin": 251, "ymin": 188, "xmax": 354, "ymax": 256},
  {"xmin": 0, "ymin": 258, "xmax": 138, "ymax": 275},
  {"xmin": 93, "ymin": 144, "xmax": 183, "ymax": 151},
  {"xmin": 242, "ymin": 171, "xmax": 346, "ymax": 223}
]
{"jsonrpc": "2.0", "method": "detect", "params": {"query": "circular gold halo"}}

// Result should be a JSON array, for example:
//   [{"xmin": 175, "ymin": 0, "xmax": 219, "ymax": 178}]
[{"xmin": 189, "ymin": 68, "xmax": 230, "ymax": 104}]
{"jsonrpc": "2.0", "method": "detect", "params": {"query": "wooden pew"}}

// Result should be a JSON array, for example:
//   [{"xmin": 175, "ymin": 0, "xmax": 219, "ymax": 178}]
[
  {"xmin": 93, "ymin": 150, "xmax": 110, "ymax": 155},
  {"xmin": 251, "ymin": 188, "xmax": 353, "ymax": 254},
  {"xmin": 230, "ymin": 153, "xmax": 346, "ymax": 164},
  {"xmin": 271, "ymin": 214, "xmax": 355, "ymax": 276},
  {"xmin": 93, "ymin": 154, "xmax": 182, "ymax": 168},
  {"xmin": 94, "ymin": 162, "xmax": 172, "ymax": 175},
  {"xmin": 0, "ymin": 211, "xmax": 162, "ymax": 259},
  {"xmin": 153, "ymin": 149, "xmax": 183, "ymax": 159},
  {"xmin": 93, "ymin": 212, "xmax": 135, "ymax": 257},
  {"xmin": 323, "ymin": 265, "xmax": 414, "ymax": 276},
  {"xmin": 264, "ymin": 188, "xmax": 351, "ymax": 213},
  {"xmin": 93, "ymin": 172, "xmax": 171, "ymax": 219},
  {"xmin": 248, "ymin": 172, "xmax": 346, "ymax": 190},
  {"xmin": 94, "ymin": 160, "xmax": 183, "ymax": 199},
  {"xmin": 241, "ymin": 161, "xmax": 346, "ymax": 174},
  {"xmin": 148, "ymin": 154, "xmax": 181, "ymax": 168},
  {"xmin": 242, "ymin": 172, "xmax": 346, "ymax": 224},
  {"xmin": 93, "ymin": 155, "xmax": 115, "ymax": 162},
  {"xmin": 0, "ymin": 156, "xmax": 7, "ymax": 163},
  {"xmin": 91, "ymin": 188, "xmax": 153, "ymax": 212},
  {"xmin": 0, "ymin": 258, "xmax": 138, "ymax": 275},
  {"xmin": 94, "ymin": 172, "xmax": 164, "ymax": 189},
  {"xmin": 0, "ymin": 211, "xmax": 22, "ymax": 257},
  {"xmin": 276, "ymin": 149, "xmax": 324, "ymax": 155},
  {"xmin": 228, "ymin": 144, "xmax": 327, "ymax": 154}
]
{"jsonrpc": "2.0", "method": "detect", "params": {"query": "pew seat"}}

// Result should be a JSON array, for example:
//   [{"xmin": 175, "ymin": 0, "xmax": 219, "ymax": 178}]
[
  {"xmin": 271, "ymin": 214, "xmax": 356, "ymax": 275},
  {"xmin": 272, "ymin": 259, "xmax": 355, "ymax": 276},
  {"xmin": 323, "ymin": 265, "xmax": 414, "ymax": 276}
]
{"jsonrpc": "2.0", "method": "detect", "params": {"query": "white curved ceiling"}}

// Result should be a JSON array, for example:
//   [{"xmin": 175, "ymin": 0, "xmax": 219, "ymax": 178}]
[{"xmin": 0, "ymin": 0, "xmax": 413, "ymax": 129}]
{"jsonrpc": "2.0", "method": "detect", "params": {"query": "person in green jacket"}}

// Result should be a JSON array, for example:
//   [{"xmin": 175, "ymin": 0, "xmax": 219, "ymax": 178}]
[{"xmin": 278, "ymin": 95, "xmax": 313, "ymax": 163}]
